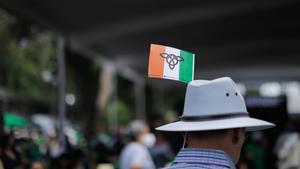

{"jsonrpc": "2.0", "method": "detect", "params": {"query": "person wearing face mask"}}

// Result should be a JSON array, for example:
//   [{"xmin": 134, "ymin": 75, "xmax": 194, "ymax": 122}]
[
  {"xmin": 156, "ymin": 77, "xmax": 275, "ymax": 169},
  {"xmin": 119, "ymin": 120, "xmax": 156, "ymax": 169}
]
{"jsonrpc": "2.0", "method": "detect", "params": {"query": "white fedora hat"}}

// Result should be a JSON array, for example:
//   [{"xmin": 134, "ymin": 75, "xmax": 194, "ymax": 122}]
[{"xmin": 156, "ymin": 77, "xmax": 275, "ymax": 132}]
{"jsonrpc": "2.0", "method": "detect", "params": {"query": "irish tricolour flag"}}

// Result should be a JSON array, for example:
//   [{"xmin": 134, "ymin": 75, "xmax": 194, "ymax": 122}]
[{"xmin": 148, "ymin": 44, "xmax": 195, "ymax": 83}]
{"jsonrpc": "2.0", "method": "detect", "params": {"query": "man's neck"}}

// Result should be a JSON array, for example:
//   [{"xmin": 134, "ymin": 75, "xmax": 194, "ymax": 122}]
[
  {"xmin": 188, "ymin": 142, "xmax": 227, "ymax": 152},
  {"xmin": 187, "ymin": 138, "xmax": 235, "ymax": 162}
]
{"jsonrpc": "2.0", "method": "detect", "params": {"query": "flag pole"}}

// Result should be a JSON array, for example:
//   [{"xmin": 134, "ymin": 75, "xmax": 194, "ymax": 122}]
[{"xmin": 57, "ymin": 35, "xmax": 66, "ymax": 150}]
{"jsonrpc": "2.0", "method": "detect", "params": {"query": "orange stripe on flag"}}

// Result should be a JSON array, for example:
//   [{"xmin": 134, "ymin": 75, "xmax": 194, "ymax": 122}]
[{"xmin": 148, "ymin": 44, "xmax": 165, "ymax": 78}]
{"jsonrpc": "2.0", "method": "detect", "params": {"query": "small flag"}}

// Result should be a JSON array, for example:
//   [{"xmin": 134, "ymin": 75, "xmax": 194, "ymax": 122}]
[{"xmin": 148, "ymin": 44, "xmax": 195, "ymax": 83}]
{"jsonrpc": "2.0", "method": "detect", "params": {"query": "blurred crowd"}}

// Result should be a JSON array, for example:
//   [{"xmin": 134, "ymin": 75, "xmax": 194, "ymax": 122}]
[
  {"xmin": 1, "ymin": 120, "xmax": 300, "ymax": 169},
  {"xmin": 0, "ymin": 120, "xmax": 174, "ymax": 169},
  {"xmin": 0, "ymin": 132, "xmax": 87, "ymax": 169}
]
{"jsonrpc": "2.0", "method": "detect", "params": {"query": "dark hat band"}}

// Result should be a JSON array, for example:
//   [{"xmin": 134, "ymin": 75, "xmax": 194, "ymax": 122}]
[{"xmin": 180, "ymin": 113, "xmax": 249, "ymax": 122}]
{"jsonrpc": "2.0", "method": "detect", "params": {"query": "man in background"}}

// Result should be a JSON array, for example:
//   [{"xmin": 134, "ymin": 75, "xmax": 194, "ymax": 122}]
[{"xmin": 119, "ymin": 120, "xmax": 155, "ymax": 169}]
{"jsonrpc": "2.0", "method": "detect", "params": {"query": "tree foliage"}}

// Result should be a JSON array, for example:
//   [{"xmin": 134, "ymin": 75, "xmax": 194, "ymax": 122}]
[
  {"xmin": 0, "ymin": 9, "xmax": 56, "ymax": 98},
  {"xmin": 105, "ymin": 100, "xmax": 131, "ymax": 127}
]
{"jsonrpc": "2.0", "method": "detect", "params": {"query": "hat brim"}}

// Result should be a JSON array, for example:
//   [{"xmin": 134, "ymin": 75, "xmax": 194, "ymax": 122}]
[{"xmin": 155, "ymin": 117, "xmax": 275, "ymax": 132}]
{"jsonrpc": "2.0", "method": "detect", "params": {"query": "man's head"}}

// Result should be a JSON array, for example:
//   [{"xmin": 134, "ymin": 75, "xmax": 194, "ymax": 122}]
[
  {"xmin": 186, "ymin": 128, "xmax": 247, "ymax": 164},
  {"xmin": 156, "ymin": 77, "xmax": 275, "ymax": 162},
  {"xmin": 129, "ymin": 120, "xmax": 150, "ymax": 142}
]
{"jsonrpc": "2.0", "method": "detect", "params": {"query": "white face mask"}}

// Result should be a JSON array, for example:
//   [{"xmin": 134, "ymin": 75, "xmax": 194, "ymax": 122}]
[{"xmin": 141, "ymin": 133, "xmax": 156, "ymax": 148}]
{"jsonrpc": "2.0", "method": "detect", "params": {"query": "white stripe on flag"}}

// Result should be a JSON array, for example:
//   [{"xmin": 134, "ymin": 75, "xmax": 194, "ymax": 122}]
[{"xmin": 163, "ymin": 47, "xmax": 180, "ymax": 80}]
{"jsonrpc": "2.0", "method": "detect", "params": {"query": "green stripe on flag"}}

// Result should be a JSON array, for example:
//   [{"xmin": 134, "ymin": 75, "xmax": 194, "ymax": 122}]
[{"xmin": 179, "ymin": 50, "xmax": 194, "ymax": 83}]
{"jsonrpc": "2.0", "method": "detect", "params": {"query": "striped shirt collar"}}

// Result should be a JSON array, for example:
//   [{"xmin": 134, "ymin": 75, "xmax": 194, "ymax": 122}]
[{"xmin": 173, "ymin": 148, "xmax": 236, "ymax": 169}]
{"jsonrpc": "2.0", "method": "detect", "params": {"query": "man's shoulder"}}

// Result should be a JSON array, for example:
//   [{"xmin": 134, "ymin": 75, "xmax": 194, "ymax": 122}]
[
  {"xmin": 166, "ymin": 148, "xmax": 235, "ymax": 169},
  {"xmin": 166, "ymin": 163, "xmax": 230, "ymax": 169},
  {"xmin": 129, "ymin": 142, "xmax": 146, "ymax": 148},
  {"xmin": 166, "ymin": 163, "xmax": 222, "ymax": 169},
  {"xmin": 123, "ymin": 142, "xmax": 148, "ymax": 153}
]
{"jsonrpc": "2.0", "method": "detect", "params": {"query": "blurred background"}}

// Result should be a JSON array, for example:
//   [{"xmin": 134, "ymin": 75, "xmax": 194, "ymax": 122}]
[{"xmin": 0, "ymin": 0, "xmax": 300, "ymax": 169}]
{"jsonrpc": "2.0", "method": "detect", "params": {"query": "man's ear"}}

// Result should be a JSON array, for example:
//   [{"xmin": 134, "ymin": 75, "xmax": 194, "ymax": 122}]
[{"xmin": 231, "ymin": 128, "xmax": 242, "ymax": 144}]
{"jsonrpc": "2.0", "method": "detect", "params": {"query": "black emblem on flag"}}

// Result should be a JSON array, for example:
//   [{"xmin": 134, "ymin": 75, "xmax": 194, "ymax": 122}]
[{"xmin": 160, "ymin": 53, "xmax": 184, "ymax": 70}]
